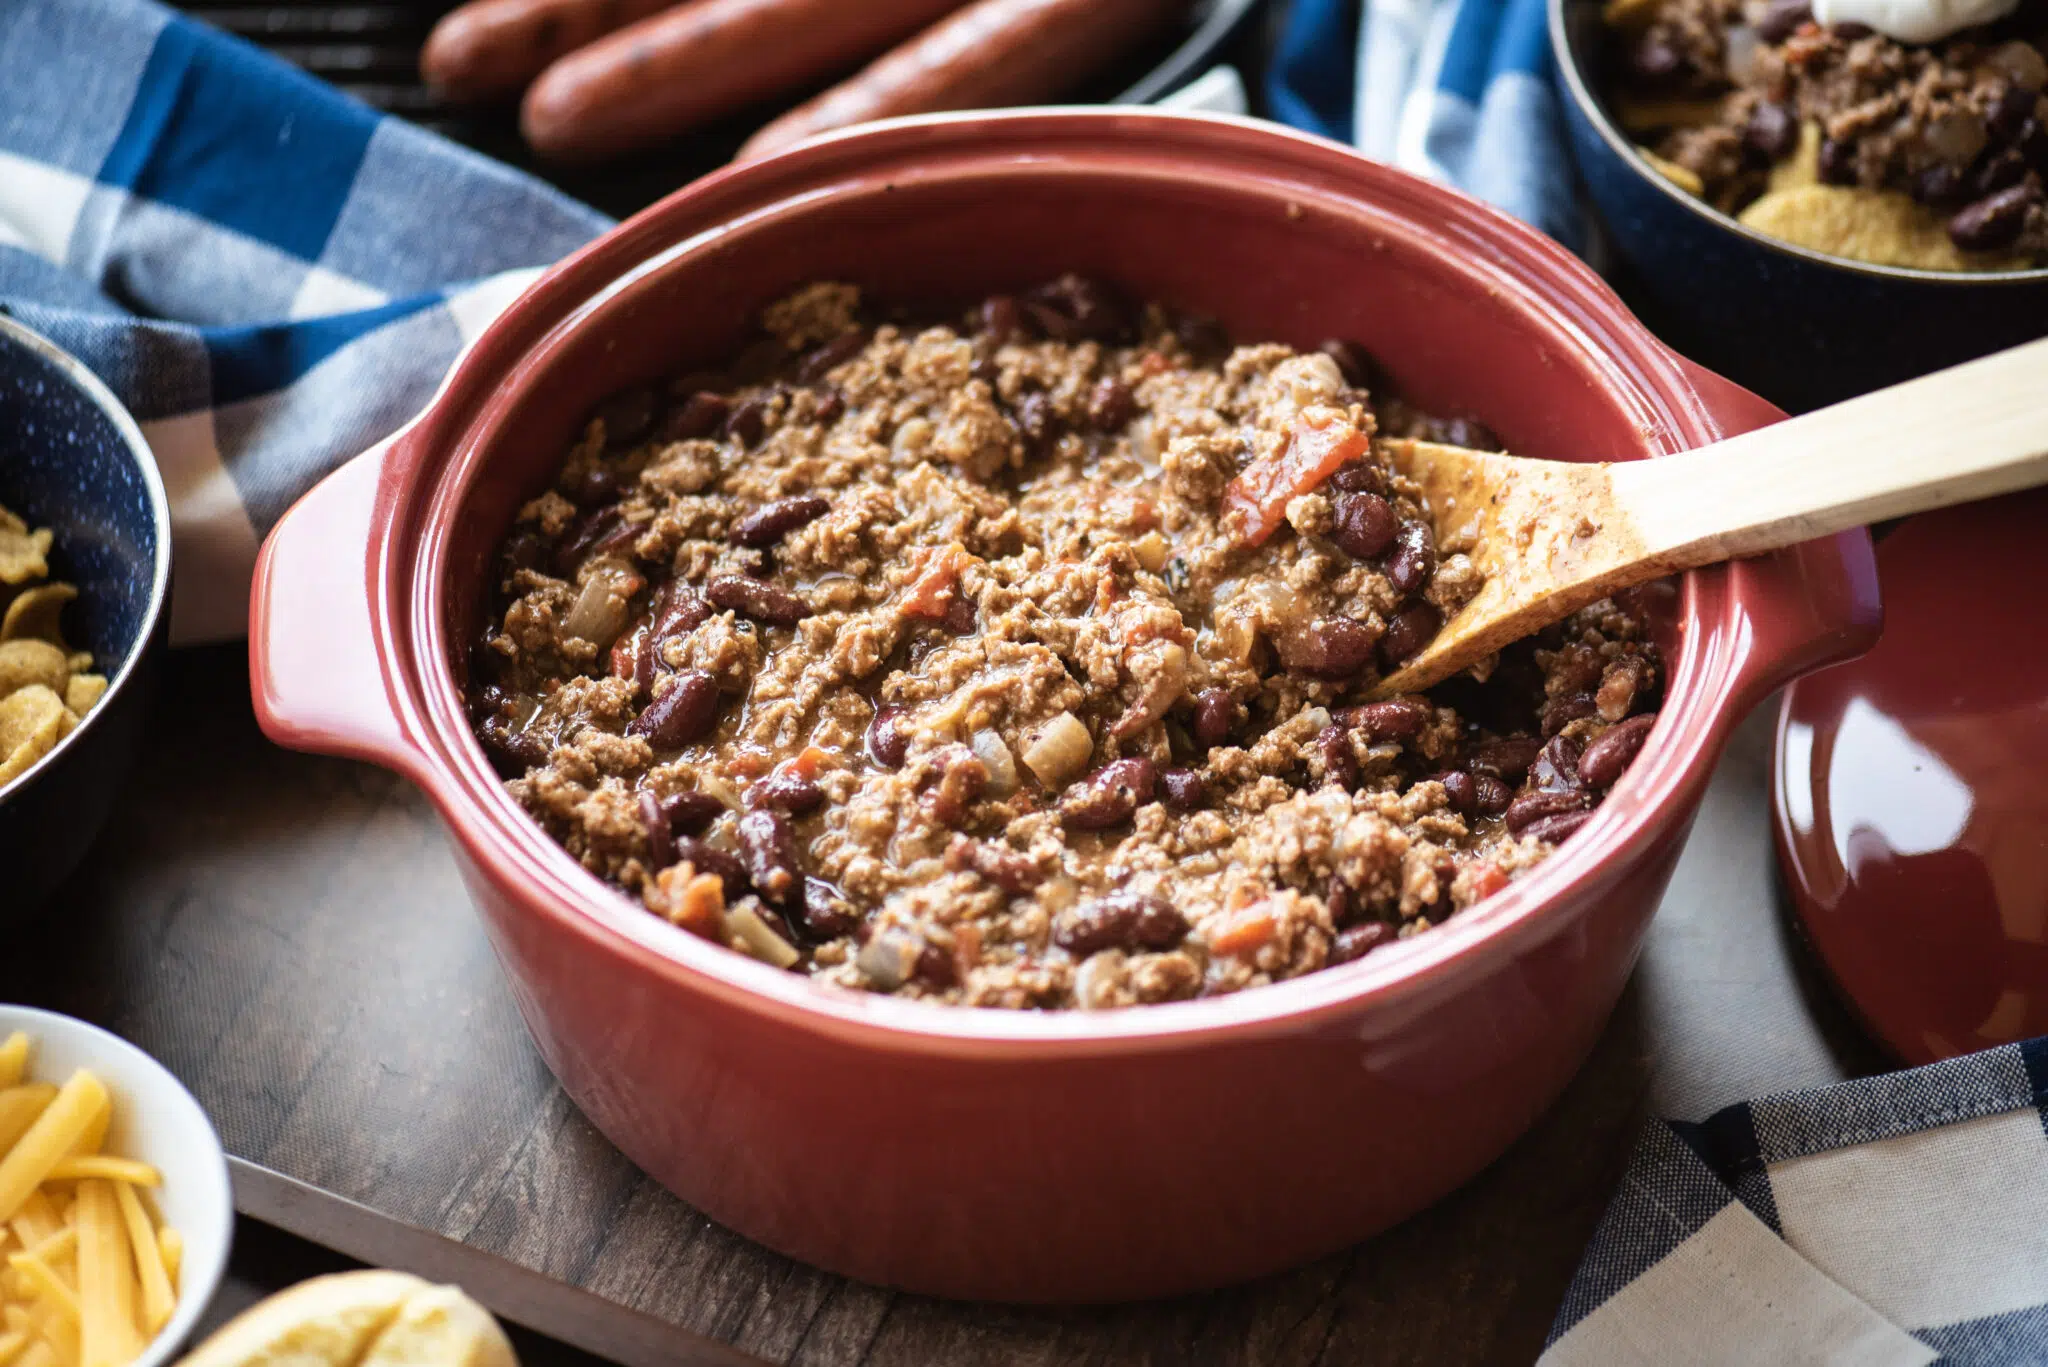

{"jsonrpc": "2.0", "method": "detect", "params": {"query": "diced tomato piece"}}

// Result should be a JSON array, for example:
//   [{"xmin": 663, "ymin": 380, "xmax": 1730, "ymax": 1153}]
[
  {"xmin": 1469, "ymin": 863, "xmax": 1511, "ymax": 901},
  {"xmin": 1220, "ymin": 410, "xmax": 1370, "ymax": 548},
  {"xmin": 901, "ymin": 543, "xmax": 970, "ymax": 620},
  {"xmin": 1209, "ymin": 902, "xmax": 1280, "ymax": 957},
  {"xmin": 789, "ymin": 745, "xmax": 829, "ymax": 781}
]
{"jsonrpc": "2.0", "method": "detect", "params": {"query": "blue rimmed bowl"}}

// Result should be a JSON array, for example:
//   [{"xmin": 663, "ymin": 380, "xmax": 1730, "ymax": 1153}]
[
  {"xmin": 1551, "ymin": 0, "xmax": 2048, "ymax": 411},
  {"xmin": 0, "ymin": 313, "xmax": 171, "ymax": 914}
]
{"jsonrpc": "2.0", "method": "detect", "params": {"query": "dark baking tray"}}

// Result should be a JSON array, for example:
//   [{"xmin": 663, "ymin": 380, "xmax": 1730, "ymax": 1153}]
[{"xmin": 177, "ymin": 0, "xmax": 1270, "ymax": 219}]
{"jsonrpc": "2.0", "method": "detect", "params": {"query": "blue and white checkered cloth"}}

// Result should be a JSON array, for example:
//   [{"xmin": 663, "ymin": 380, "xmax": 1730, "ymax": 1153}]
[
  {"xmin": 0, "ymin": 0, "xmax": 608, "ymax": 641},
  {"xmin": 1268, "ymin": 0, "xmax": 1587, "ymax": 252},
  {"xmin": 1545, "ymin": 1037, "xmax": 2048, "ymax": 1364},
  {"xmin": 4, "ymin": 3, "xmax": 2048, "ymax": 1356}
]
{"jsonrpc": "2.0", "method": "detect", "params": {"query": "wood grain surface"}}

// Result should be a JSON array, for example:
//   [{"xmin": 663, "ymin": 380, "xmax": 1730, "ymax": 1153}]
[{"xmin": 0, "ymin": 645, "xmax": 1888, "ymax": 1365}]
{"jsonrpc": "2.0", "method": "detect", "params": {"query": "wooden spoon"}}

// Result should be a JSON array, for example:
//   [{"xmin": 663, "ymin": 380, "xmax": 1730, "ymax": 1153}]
[{"xmin": 1371, "ymin": 335, "xmax": 2048, "ymax": 698}]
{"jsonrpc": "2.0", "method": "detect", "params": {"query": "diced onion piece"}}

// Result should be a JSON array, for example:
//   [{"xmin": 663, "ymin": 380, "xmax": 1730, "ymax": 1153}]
[
  {"xmin": 970, "ymin": 729, "xmax": 1018, "ymax": 797},
  {"xmin": 856, "ymin": 929, "xmax": 919, "ymax": 991},
  {"xmin": 562, "ymin": 557, "xmax": 640, "ymax": 648},
  {"xmin": 724, "ymin": 904, "xmax": 799, "ymax": 969},
  {"xmin": 1022, "ymin": 713, "xmax": 1092, "ymax": 788}
]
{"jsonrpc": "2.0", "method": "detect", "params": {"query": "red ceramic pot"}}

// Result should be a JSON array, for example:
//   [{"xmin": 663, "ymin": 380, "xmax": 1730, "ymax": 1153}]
[{"xmin": 249, "ymin": 110, "xmax": 1879, "ymax": 1303}]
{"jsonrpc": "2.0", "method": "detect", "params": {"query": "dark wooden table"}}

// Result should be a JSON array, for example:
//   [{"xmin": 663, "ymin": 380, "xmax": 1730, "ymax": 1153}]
[{"xmin": 0, "ymin": 646, "xmax": 1889, "ymax": 1366}]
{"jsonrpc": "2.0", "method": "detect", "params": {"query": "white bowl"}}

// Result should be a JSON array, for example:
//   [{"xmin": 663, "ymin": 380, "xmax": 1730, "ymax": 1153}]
[{"xmin": 0, "ymin": 1005, "xmax": 232, "ymax": 1367}]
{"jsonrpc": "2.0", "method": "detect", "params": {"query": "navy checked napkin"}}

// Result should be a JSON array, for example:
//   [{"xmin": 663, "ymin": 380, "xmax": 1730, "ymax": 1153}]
[
  {"xmin": 1545, "ymin": 1037, "xmax": 2048, "ymax": 1364},
  {"xmin": 4, "ymin": 4, "xmax": 2047, "ymax": 1358},
  {"xmin": 0, "ymin": 0, "xmax": 608, "ymax": 641}
]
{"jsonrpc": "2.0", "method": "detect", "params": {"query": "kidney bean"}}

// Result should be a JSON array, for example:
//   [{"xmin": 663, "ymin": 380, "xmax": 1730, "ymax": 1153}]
[
  {"xmin": 650, "ymin": 585, "xmax": 712, "ymax": 650},
  {"xmin": 501, "ymin": 529, "xmax": 548, "ymax": 576},
  {"xmin": 1626, "ymin": 34, "xmax": 1683, "ymax": 86},
  {"xmin": 1504, "ymin": 789, "xmax": 1592, "ymax": 836},
  {"xmin": 1317, "ymin": 724, "xmax": 1360, "ymax": 791},
  {"xmin": 1754, "ymin": 0, "xmax": 1812, "ymax": 41},
  {"xmin": 482, "ymin": 725, "xmax": 549, "ymax": 778},
  {"xmin": 591, "ymin": 517, "xmax": 643, "ymax": 560},
  {"xmin": 1831, "ymin": 17, "xmax": 1873, "ymax": 35},
  {"xmin": 924, "ymin": 745, "xmax": 988, "ymax": 827},
  {"xmin": 1342, "ymin": 697, "xmax": 1433, "ymax": 742},
  {"xmin": 797, "ymin": 876, "xmax": 860, "ymax": 939},
  {"xmin": 639, "ymin": 790, "xmax": 676, "ymax": 871},
  {"xmin": 672, "ymin": 835, "xmax": 749, "ymax": 893},
  {"xmin": 723, "ymin": 393, "xmax": 770, "ymax": 446},
  {"xmin": 1022, "ymin": 274, "xmax": 1128, "ymax": 342},
  {"xmin": 1331, "ymin": 492, "xmax": 1398, "ymax": 559},
  {"xmin": 979, "ymin": 294, "xmax": 1024, "ymax": 343},
  {"xmin": 662, "ymin": 790, "xmax": 723, "ymax": 836},
  {"xmin": 796, "ymin": 329, "xmax": 871, "ymax": 384},
  {"xmin": 944, "ymin": 835, "xmax": 1043, "ymax": 895},
  {"xmin": 706, "ymin": 574, "xmax": 809, "ymax": 626},
  {"xmin": 1465, "ymin": 736, "xmax": 1541, "ymax": 780},
  {"xmin": 1054, "ymin": 892, "xmax": 1187, "ymax": 956},
  {"xmin": 1521, "ymin": 809, "xmax": 1595, "ymax": 845},
  {"xmin": 1317, "ymin": 338, "xmax": 1383, "ymax": 389},
  {"xmin": 1912, "ymin": 163, "xmax": 1966, "ymax": 206},
  {"xmin": 596, "ymin": 386, "xmax": 657, "ymax": 449},
  {"xmin": 913, "ymin": 941, "xmax": 959, "ymax": 988},
  {"xmin": 1435, "ymin": 416, "xmax": 1501, "ymax": 450},
  {"xmin": 731, "ymin": 495, "xmax": 830, "ymax": 548},
  {"xmin": 1578, "ymin": 713, "xmax": 1658, "ymax": 788},
  {"xmin": 1060, "ymin": 757, "xmax": 1157, "ymax": 829},
  {"xmin": 552, "ymin": 507, "xmax": 620, "ymax": 574},
  {"xmin": 813, "ymin": 389, "xmax": 846, "ymax": 424},
  {"xmin": 1541, "ymin": 691, "xmax": 1599, "ymax": 737},
  {"xmin": 1325, "ymin": 875, "xmax": 1357, "ymax": 927},
  {"xmin": 1472, "ymin": 773, "xmax": 1512, "ymax": 816},
  {"xmin": 1013, "ymin": 390, "xmax": 1057, "ymax": 447},
  {"xmin": 941, "ymin": 594, "xmax": 978, "ymax": 635},
  {"xmin": 1437, "ymin": 770, "xmax": 1477, "ymax": 815},
  {"xmin": 748, "ymin": 770, "xmax": 826, "ymax": 815},
  {"xmin": 1745, "ymin": 102, "xmax": 1798, "ymax": 162},
  {"xmin": 1327, "ymin": 460, "xmax": 1388, "ymax": 495},
  {"xmin": 1990, "ymin": 84, "xmax": 2039, "ymax": 140},
  {"xmin": 1278, "ymin": 618, "xmax": 1380, "ymax": 680},
  {"xmin": 627, "ymin": 671, "xmax": 719, "ymax": 748},
  {"xmin": 1970, "ymin": 148, "xmax": 2027, "ymax": 197},
  {"xmin": 665, "ymin": 390, "xmax": 729, "ymax": 440},
  {"xmin": 1160, "ymin": 766, "xmax": 1207, "ymax": 811},
  {"xmin": 1191, "ymin": 687, "xmax": 1242, "ymax": 749},
  {"xmin": 969, "ymin": 339, "xmax": 1000, "ymax": 383},
  {"xmin": 868, "ymin": 702, "xmax": 911, "ymax": 768},
  {"xmin": 1175, "ymin": 313, "xmax": 1231, "ymax": 360},
  {"xmin": 1950, "ymin": 184, "xmax": 2037, "ymax": 250},
  {"xmin": 570, "ymin": 465, "xmax": 623, "ymax": 506},
  {"xmin": 1380, "ymin": 602, "xmax": 1442, "ymax": 668},
  {"xmin": 1819, "ymin": 137, "xmax": 1858, "ymax": 185},
  {"xmin": 736, "ymin": 808, "xmax": 801, "ymax": 906},
  {"xmin": 1329, "ymin": 920, "xmax": 1394, "ymax": 965},
  {"xmin": 1529, "ymin": 732, "xmax": 1584, "ymax": 793},
  {"xmin": 1386, "ymin": 521, "xmax": 1436, "ymax": 596},
  {"xmin": 1086, "ymin": 376, "xmax": 1136, "ymax": 432}
]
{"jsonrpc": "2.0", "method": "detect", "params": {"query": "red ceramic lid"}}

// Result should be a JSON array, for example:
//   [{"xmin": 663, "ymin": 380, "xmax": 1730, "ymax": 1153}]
[{"xmin": 1774, "ymin": 489, "xmax": 2048, "ymax": 1065}]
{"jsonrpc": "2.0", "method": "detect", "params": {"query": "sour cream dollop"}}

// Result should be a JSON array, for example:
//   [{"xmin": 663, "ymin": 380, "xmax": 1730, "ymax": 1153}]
[{"xmin": 1810, "ymin": 0, "xmax": 2019, "ymax": 44}]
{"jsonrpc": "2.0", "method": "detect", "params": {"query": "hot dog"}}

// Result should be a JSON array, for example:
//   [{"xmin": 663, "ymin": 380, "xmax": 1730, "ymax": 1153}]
[
  {"xmin": 421, "ymin": 0, "xmax": 677, "ymax": 102},
  {"xmin": 521, "ymin": 0, "xmax": 971, "ymax": 162},
  {"xmin": 736, "ymin": 0, "xmax": 1188, "ymax": 162}
]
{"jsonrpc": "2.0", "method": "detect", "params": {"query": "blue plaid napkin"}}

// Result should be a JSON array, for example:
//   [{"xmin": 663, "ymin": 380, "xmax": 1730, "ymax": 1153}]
[
  {"xmin": 1268, "ymin": 0, "xmax": 1586, "ymax": 252},
  {"xmin": 1544, "ymin": 1038, "xmax": 2048, "ymax": 1364},
  {"xmin": 0, "ymin": 0, "xmax": 609, "ymax": 642}
]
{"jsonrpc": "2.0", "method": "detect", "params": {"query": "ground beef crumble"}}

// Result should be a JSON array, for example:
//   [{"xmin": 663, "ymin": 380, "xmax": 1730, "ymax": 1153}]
[{"xmin": 467, "ymin": 280, "xmax": 1664, "ymax": 1010}]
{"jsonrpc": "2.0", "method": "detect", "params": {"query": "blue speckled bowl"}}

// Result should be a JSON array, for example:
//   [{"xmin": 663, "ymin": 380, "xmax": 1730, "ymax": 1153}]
[
  {"xmin": 0, "ymin": 313, "xmax": 171, "ymax": 914},
  {"xmin": 1551, "ymin": 0, "xmax": 2048, "ymax": 411}
]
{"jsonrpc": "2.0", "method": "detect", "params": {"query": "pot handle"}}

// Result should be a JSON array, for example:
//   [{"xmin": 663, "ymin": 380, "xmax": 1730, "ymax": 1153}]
[
  {"xmin": 1677, "ymin": 357, "xmax": 1884, "ymax": 707},
  {"xmin": 249, "ymin": 433, "xmax": 430, "ymax": 784}
]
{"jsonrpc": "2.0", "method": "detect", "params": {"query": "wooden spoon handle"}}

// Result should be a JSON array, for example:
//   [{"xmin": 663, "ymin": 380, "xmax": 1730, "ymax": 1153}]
[{"xmin": 1612, "ymin": 335, "xmax": 2048, "ymax": 566}]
